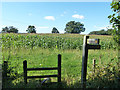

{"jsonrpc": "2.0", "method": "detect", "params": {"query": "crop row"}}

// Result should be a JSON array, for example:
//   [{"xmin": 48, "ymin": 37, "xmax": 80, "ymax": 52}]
[{"xmin": 1, "ymin": 33, "xmax": 118, "ymax": 50}]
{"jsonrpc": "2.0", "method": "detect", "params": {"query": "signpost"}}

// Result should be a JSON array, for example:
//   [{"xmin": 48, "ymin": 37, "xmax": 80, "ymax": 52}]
[
  {"xmin": 81, "ymin": 36, "xmax": 101, "ymax": 89},
  {"xmin": 87, "ymin": 39, "xmax": 99, "ymax": 45}
]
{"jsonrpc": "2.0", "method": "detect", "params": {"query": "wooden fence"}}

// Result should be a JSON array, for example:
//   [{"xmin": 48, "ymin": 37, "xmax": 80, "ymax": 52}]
[{"xmin": 23, "ymin": 54, "xmax": 61, "ymax": 84}]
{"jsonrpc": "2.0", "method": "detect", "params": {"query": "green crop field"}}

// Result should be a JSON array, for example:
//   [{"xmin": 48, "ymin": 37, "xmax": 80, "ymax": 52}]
[{"xmin": 1, "ymin": 33, "xmax": 120, "ymax": 88}]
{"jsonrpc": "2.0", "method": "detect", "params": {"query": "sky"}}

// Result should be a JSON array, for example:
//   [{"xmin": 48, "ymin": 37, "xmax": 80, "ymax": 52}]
[{"xmin": 1, "ymin": 1, "xmax": 114, "ymax": 34}]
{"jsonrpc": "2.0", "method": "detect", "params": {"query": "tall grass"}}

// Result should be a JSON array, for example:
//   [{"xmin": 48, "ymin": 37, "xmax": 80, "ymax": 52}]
[{"xmin": 2, "ymin": 33, "xmax": 118, "ymax": 50}]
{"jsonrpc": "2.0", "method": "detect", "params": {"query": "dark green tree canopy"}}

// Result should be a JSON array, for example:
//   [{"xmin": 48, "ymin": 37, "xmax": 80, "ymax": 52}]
[
  {"xmin": 52, "ymin": 27, "xmax": 59, "ymax": 33},
  {"xmin": 64, "ymin": 21, "xmax": 85, "ymax": 34},
  {"xmin": 26, "ymin": 25, "xmax": 36, "ymax": 33},
  {"xmin": 89, "ymin": 29, "xmax": 114, "ymax": 35},
  {"xmin": 2, "ymin": 26, "xmax": 18, "ymax": 33}
]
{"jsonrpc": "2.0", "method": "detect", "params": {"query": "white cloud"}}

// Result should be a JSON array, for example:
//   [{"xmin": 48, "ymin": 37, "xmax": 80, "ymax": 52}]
[
  {"xmin": 44, "ymin": 16, "xmax": 55, "ymax": 21},
  {"xmin": 72, "ymin": 14, "xmax": 84, "ymax": 19}
]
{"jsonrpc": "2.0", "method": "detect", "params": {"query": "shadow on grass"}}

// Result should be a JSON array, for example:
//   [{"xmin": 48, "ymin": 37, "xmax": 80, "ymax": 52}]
[
  {"xmin": 2, "ymin": 60, "xmax": 120, "ymax": 89},
  {"xmin": 2, "ymin": 73, "xmax": 120, "ymax": 89},
  {"xmin": 2, "ymin": 78, "xmax": 69, "ymax": 89}
]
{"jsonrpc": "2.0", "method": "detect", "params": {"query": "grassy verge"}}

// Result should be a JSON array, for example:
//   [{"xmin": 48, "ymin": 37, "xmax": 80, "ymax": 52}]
[{"xmin": 2, "ymin": 48, "xmax": 119, "ymax": 88}]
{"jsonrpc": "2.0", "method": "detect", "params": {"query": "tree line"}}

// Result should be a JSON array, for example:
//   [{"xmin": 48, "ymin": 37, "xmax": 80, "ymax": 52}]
[
  {"xmin": 89, "ymin": 29, "xmax": 114, "ymax": 35},
  {"xmin": 1, "ymin": 21, "xmax": 85, "ymax": 34}
]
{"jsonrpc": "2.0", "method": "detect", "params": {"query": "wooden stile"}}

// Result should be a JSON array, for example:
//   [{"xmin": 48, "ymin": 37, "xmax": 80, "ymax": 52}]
[{"xmin": 23, "ymin": 54, "xmax": 61, "ymax": 84}]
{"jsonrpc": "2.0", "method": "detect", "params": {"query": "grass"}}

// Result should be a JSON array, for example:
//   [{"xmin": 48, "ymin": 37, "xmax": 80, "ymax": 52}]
[
  {"xmin": 2, "ymin": 47, "xmax": 119, "ymax": 88},
  {"xmin": 1, "ymin": 33, "xmax": 119, "ymax": 88}
]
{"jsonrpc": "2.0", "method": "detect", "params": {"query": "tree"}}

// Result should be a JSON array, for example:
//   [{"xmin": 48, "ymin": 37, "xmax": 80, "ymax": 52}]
[
  {"xmin": 89, "ymin": 29, "xmax": 106, "ymax": 35},
  {"xmin": 106, "ymin": 29, "xmax": 114, "ymax": 35},
  {"xmin": 89, "ymin": 29, "xmax": 114, "ymax": 35},
  {"xmin": 2, "ymin": 26, "xmax": 18, "ymax": 33},
  {"xmin": 64, "ymin": 21, "xmax": 85, "ymax": 34},
  {"xmin": 26, "ymin": 25, "xmax": 36, "ymax": 33},
  {"xmin": 2, "ymin": 27, "xmax": 9, "ymax": 33},
  {"xmin": 89, "ymin": 31, "xmax": 98, "ymax": 35},
  {"xmin": 52, "ymin": 27, "xmax": 59, "ymax": 33},
  {"xmin": 108, "ymin": 1, "xmax": 120, "ymax": 43}
]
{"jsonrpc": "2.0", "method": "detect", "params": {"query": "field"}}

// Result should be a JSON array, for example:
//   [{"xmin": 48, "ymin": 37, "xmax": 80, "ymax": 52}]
[{"xmin": 1, "ymin": 33, "xmax": 120, "ymax": 88}]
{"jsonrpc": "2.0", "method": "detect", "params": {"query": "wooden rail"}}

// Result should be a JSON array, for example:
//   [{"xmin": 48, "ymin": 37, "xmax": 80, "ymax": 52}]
[
  {"xmin": 27, "ymin": 75, "xmax": 58, "ymax": 78},
  {"xmin": 27, "ymin": 67, "xmax": 58, "ymax": 71},
  {"xmin": 23, "ymin": 54, "xmax": 61, "ymax": 84}
]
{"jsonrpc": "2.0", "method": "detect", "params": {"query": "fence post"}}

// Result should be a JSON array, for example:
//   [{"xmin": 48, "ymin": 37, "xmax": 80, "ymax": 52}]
[
  {"xmin": 58, "ymin": 54, "xmax": 61, "ymax": 83},
  {"xmin": 3, "ymin": 61, "xmax": 8, "ymax": 81},
  {"xmin": 93, "ymin": 59, "xmax": 96, "ymax": 73},
  {"xmin": 23, "ymin": 60, "xmax": 27, "ymax": 84}
]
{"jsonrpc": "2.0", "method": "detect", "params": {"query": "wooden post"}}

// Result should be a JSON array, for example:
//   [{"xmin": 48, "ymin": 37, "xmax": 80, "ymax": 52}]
[
  {"xmin": 81, "ymin": 36, "xmax": 101, "ymax": 88},
  {"xmin": 118, "ymin": 13, "xmax": 120, "ymax": 65},
  {"xmin": 58, "ymin": 54, "xmax": 61, "ymax": 83},
  {"xmin": 93, "ymin": 59, "xmax": 96, "ymax": 73},
  {"xmin": 23, "ymin": 60, "xmax": 27, "ymax": 84},
  {"xmin": 81, "ymin": 36, "xmax": 89, "ymax": 89},
  {"xmin": 99, "ymin": 55, "xmax": 102, "ymax": 65},
  {"xmin": 3, "ymin": 61, "xmax": 8, "ymax": 81},
  {"xmin": 118, "ymin": 15, "xmax": 120, "ymax": 76}
]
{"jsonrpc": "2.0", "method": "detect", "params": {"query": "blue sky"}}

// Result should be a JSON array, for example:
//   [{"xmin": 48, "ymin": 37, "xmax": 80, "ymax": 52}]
[{"xmin": 1, "ymin": 2, "xmax": 113, "ymax": 34}]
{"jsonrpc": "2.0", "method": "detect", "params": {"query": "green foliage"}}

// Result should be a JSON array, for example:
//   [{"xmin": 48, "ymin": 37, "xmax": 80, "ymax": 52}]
[
  {"xmin": 26, "ymin": 25, "xmax": 36, "ymax": 33},
  {"xmin": 108, "ymin": 1, "xmax": 120, "ymax": 43},
  {"xmin": 106, "ymin": 29, "xmax": 114, "ymax": 35},
  {"xmin": 2, "ymin": 47, "xmax": 119, "ymax": 88},
  {"xmin": 64, "ymin": 21, "xmax": 85, "ymax": 34},
  {"xmin": 2, "ymin": 26, "xmax": 18, "ymax": 33},
  {"xmin": 89, "ymin": 29, "xmax": 114, "ymax": 35},
  {"xmin": 88, "ymin": 58, "xmax": 120, "ymax": 88},
  {"xmin": 52, "ymin": 27, "xmax": 59, "ymax": 33}
]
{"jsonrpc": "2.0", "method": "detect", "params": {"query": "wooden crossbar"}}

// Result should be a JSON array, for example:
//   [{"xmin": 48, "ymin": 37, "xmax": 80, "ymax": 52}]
[
  {"xmin": 27, "ymin": 67, "xmax": 58, "ymax": 71},
  {"xmin": 27, "ymin": 75, "xmax": 58, "ymax": 78}
]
